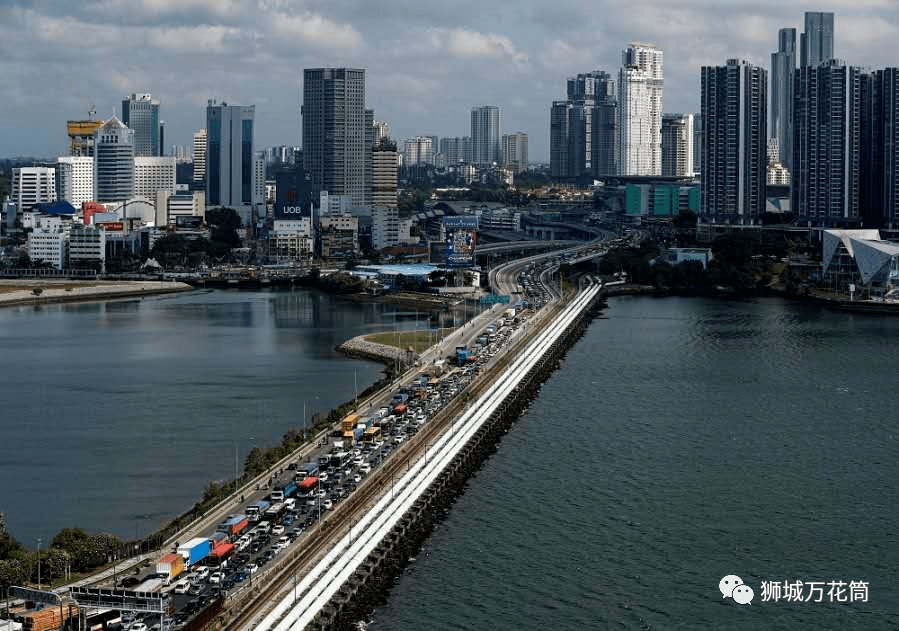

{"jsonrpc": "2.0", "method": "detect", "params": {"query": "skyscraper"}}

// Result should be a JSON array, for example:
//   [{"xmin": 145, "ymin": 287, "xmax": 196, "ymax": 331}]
[
  {"xmin": 661, "ymin": 113, "xmax": 695, "ymax": 177},
  {"xmin": 861, "ymin": 68, "xmax": 899, "ymax": 228},
  {"xmin": 206, "ymin": 101, "xmax": 256, "ymax": 221},
  {"xmin": 700, "ymin": 59, "xmax": 767, "ymax": 222},
  {"xmin": 550, "ymin": 71, "xmax": 617, "ymax": 179},
  {"xmin": 771, "ymin": 28, "xmax": 797, "ymax": 169},
  {"xmin": 502, "ymin": 133, "xmax": 529, "ymax": 173},
  {"xmin": 93, "ymin": 116, "xmax": 135, "ymax": 203},
  {"xmin": 800, "ymin": 12, "xmax": 834, "ymax": 68},
  {"xmin": 302, "ymin": 68, "xmax": 369, "ymax": 207},
  {"xmin": 794, "ymin": 60, "xmax": 861, "ymax": 226},
  {"xmin": 372, "ymin": 139, "xmax": 399, "ymax": 209},
  {"xmin": 619, "ymin": 43, "xmax": 664, "ymax": 176},
  {"xmin": 193, "ymin": 128, "xmax": 207, "ymax": 184},
  {"xmin": 471, "ymin": 106, "xmax": 502, "ymax": 166},
  {"xmin": 121, "ymin": 93, "xmax": 161, "ymax": 157}
]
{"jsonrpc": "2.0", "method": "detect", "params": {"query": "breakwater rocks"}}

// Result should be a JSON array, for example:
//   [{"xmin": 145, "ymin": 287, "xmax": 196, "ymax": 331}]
[{"xmin": 338, "ymin": 336, "xmax": 418, "ymax": 367}]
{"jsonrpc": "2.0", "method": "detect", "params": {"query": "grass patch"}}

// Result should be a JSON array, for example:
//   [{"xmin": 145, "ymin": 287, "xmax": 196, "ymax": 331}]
[{"xmin": 365, "ymin": 327, "xmax": 456, "ymax": 353}]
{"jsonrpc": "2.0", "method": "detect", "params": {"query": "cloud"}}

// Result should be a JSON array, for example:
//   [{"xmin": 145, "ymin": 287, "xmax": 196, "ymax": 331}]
[
  {"xmin": 270, "ymin": 12, "xmax": 362, "ymax": 50},
  {"xmin": 146, "ymin": 24, "xmax": 240, "ymax": 50},
  {"xmin": 428, "ymin": 28, "xmax": 528, "ymax": 66}
]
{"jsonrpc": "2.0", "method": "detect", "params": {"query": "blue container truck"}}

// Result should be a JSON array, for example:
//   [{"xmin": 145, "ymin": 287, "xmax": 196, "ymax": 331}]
[{"xmin": 177, "ymin": 537, "xmax": 212, "ymax": 567}]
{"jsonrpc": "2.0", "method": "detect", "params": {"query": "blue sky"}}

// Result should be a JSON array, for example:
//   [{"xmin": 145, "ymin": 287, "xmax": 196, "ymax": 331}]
[{"xmin": 1, "ymin": 0, "xmax": 897, "ymax": 162}]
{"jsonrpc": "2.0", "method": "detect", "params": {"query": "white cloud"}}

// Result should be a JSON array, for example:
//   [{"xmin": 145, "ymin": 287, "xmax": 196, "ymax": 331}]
[
  {"xmin": 270, "ymin": 12, "xmax": 362, "ymax": 50},
  {"xmin": 146, "ymin": 24, "xmax": 240, "ymax": 50},
  {"xmin": 428, "ymin": 28, "xmax": 528, "ymax": 66}
]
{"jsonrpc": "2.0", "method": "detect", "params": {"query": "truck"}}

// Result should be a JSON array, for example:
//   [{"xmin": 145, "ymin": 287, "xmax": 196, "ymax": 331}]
[
  {"xmin": 392, "ymin": 393, "xmax": 409, "ymax": 404},
  {"xmin": 216, "ymin": 515, "xmax": 249, "ymax": 537},
  {"xmin": 456, "ymin": 346, "xmax": 470, "ymax": 366},
  {"xmin": 155, "ymin": 552, "xmax": 184, "ymax": 584},
  {"xmin": 271, "ymin": 481, "xmax": 297, "ymax": 502},
  {"xmin": 246, "ymin": 499, "xmax": 271, "ymax": 522},
  {"xmin": 177, "ymin": 538, "xmax": 212, "ymax": 568},
  {"xmin": 134, "ymin": 577, "xmax": 165, "ymax": 593},
  {"xmin": 330, "ymin": 451, "xmax": 352, "ymax": 469}
]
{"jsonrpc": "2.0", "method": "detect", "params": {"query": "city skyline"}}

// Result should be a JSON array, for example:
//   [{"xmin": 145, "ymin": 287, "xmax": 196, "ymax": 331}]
[{"xmin": 2, "ymin": 2, "xmax": 897, "ymax": 162}]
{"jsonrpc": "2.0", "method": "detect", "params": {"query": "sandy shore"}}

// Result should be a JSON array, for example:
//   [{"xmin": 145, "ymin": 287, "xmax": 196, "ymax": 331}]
[{"xmin": 0, "ymin": 279, "xmax": 194, "ymax": 308}]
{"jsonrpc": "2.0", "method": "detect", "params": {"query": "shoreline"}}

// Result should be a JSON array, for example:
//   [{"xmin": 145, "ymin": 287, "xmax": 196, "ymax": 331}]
[{"xmin": 0, "ymin": 280, "xmax": 194, "ymax": 308}]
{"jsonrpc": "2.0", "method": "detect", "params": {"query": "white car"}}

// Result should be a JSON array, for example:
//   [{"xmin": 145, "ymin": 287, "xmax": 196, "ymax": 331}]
[
  {"xmin": 130, "ymin": 623, "xmax": 148, "ymax": 631},
  {"xmin": 172, "ymin": 580, "xmax": 190, "ymax": 594},
  {"xmin": 208, "ymin": 571, "xmax": 224, "ymax": 584},
  {"xmin": 322, "ymin": 499, "xmax": 333, "ymax": 510},
  {"xmin": 271, "ymin": 524, "xmax": 285, "ymax": 536},
  {"xmin": 192, "ymin": 566, "xmax": 210, "ymax": 581},
  {"xmin": 359, "ymin": 463, "xmax": 371, "ymax": 475}
]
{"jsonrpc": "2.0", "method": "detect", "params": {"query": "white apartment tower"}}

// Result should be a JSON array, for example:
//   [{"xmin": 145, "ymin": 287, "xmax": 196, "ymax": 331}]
[
  {"xmin": 193, "ymin": 128, "xmax": 207, "ymax": 183},
  {"xmin": 56, "ymin": 157, "xmax": 94, "ymax": 207},
  {"xmin": 12, "ymin": 167, "xmax": 57, "ymax": 211},
  {"xmin": 619, "ymin": 43, "xmax": 664, "ymax": 176},
  {"xmin": 133, "ymin": 156, "xmax": 176, "ymax": 200}
]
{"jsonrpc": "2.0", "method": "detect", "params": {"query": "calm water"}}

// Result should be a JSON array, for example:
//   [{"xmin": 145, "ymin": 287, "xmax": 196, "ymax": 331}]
[
  {"xmin": 372, "ymin": 295, "xmax": 899, "ymax": 630},
  {"xmin": 0, "ymin": 288, "xmax": 432, "ymax": 544}
]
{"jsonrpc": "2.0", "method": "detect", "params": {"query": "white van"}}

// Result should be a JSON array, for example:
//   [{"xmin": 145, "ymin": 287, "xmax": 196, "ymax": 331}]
[{"xmin": 173, "ymin": 579, "xmax": 190, "ymax": 594}]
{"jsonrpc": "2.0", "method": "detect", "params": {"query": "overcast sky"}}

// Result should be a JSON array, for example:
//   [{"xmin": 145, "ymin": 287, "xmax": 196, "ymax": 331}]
[{"xmin": 2, "ymin": 0, "xmax": 897, "ymax": 162}]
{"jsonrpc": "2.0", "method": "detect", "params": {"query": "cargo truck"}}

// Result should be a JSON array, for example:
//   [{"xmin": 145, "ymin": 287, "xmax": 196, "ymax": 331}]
[
  {"xmin": 155, "ymin": 552, "xmax": 184, "ymax": 584},
  {"xmin": 246, "ymin": 500, "xmax": 271, "ymax": 522},
  {"xmin": 177, "ymin": 538, "xmax": 212, "ymax": 568},
  {"xmin": 271, "ymin": 481, "xmax": 297, "ymax": 502}
]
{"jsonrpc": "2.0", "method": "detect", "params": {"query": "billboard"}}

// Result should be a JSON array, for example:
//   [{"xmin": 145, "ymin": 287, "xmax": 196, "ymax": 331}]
[{"xmin": 443, "ymin": 216, "xmax": 478, "ymax": 267}]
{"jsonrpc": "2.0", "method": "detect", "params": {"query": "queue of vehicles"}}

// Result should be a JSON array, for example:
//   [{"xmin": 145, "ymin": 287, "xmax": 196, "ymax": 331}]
[{"xmin": 106, "ymin": 308, "xmax": 530, "ymax": 630}]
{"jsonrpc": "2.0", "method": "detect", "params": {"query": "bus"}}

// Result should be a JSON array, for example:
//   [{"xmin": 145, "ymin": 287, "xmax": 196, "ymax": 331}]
[
  {"xmin": 341, "ymin": 413, "xmax": 360, "ymax": 434},
  {"xmin": 363, "ymin": 426, "xmax": 381, "ymax": 444},
  {"xmin": 295, "ymin": 476, "xmax": 319, "ymax": 501}
]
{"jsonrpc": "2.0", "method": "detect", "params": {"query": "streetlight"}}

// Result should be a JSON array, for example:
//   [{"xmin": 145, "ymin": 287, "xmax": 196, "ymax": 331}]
[{"xmin": 36, "ymin": 538, "xmax": 41, "ymax": 589}]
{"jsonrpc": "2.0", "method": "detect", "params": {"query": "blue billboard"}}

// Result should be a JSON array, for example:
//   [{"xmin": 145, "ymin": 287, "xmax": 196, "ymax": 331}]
[{"xmin": 443, "ymin": 216, "xmax": 479, "ymax": 267}]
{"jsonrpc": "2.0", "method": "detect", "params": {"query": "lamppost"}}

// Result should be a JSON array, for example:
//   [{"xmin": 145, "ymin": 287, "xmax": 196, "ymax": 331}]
[{"xmin": 36, "ymin": 538, "xmax": 41, "ymax": 589}]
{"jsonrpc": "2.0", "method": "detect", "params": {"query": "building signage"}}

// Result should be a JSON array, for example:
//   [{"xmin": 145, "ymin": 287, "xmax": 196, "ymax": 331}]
[
  {"xmin": 480, "ymin": 294, "xmax": 510, "ymax": 304},
  {"xmin": 443, "ymin": 216, "xmax": 479, "ymax": 267}
]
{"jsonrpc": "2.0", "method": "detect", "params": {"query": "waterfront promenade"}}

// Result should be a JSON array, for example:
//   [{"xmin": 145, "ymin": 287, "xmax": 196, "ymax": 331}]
[{"xmin": 0, "ymin": 280, "xmax": 193, "ymax": 307}]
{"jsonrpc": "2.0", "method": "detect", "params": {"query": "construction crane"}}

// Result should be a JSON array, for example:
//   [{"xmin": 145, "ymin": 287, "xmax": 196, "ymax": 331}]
[{"xmin": 88, "ymin": 103, "xmax": 96, "ymax": 120}]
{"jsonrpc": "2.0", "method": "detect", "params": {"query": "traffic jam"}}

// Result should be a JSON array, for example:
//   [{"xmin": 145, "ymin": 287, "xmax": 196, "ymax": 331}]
[{"xmin": 105, "ymin": 305, "xmax": 530, "ymax": 631}]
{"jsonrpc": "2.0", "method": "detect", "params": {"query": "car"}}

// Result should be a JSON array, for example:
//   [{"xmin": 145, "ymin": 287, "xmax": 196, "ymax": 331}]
[
  {"xmin": 271, "ymin": 524, "xmax": 285, "ymax": 536},
  {"xmin": 173, "ymin": 580, "xmax": 190, "ymax": 594},
  {"xmin": 208, "ymin": 571, "xmax": 224, "ymax": 584},
  {"xmin": 246, "ymin": 563, "xmax": 258, "ymax": 574},
  {"xmin": 130, "ymin": 623, "xmax": 148, "ymax": 631},
  {"xmin": 322, "ymin": 499, "xmax": 333, "ymax": 510},
  {"xmin": 234, "ymin": 570, "xmax": 250, "ymax": 583},
  {"xmin": 188, "ymin": 583, "xmax": 204, "ymax": 596},
  {"xmin": 119, "ymin": 576, "xmax": 141, "ymax": 589},
  {"xmin": 353, "ymin": 474, "xmax": 362, "ymax": 483},
  {"xmin": 193, "ymin": 566, "xmax": 210, "ymax": 581}
]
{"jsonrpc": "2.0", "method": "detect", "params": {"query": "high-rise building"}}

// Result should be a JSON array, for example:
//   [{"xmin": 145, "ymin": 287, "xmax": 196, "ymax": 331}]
[
  {"xmin": 861, "ymin": 68, "xmax": 899, "ymax": 228},
  {"xmin": 801, "ymin": 12, "xmax": 834, "ymax": 68},
  {"xmin": 403, "ymin": 137, "xmax": 434, "ymax": 166},
  {"xmin": 11, "ymin": 167, "xmax": 57, "ymax": 211},
  {"xmin": 56, "ymin": 156, "xmax": 94, "ymax": 207},
  {"xmin": 67, "ymin": 119, "xmax": 104, "ymax": 157},
  {"xmin": 440, "ymin": 137, "xmax": 472, "ymax": 165},
  {"xmin": 134, "ymin": 156, "xmax": 176, "ymax": 200},
  {"xmin": 771, "ymin": 28, "xmax": 796, "ymax": 169},
  {"xmin": 550, "ymin": 71, "xmax": 617, "ymax": 179},
  {"xmin": 471, "ymin": 106, "xmax": 502, "ymax": 166},
  {"xmin": 502, "ymin": 133, "xmax": 529, "ymax": 173},
  {"xmin": 692, "ymin": 114, "xmax": 702, "ymax": 175},
  {"xmin": 661, "ymin": 113, "xmax": 695, "ymax": 177},
  {"xmin": 93, "ymin": 116, "xmax": 135, "ymax": 203},
  {"xmin": 121, "ymin": 93, "xmax": 161, "ymax": 157},
  {"xmin": 302, "ymin": 68, "xmax": 369, "ymax": 207},
  {"xmin": 700, "ymin": 59, "xmax": 767, "ymax": 222},
  {"xmin": 793, "ymin": 59, "xmax": 861, "ymax": 225},
  {"xmin": 193, "ymin": 128, "xmax": 207, "ymax": 183},
  {"xmin": 619, "ymin": 43, "xmax": 663, "ymax": 176},
  {"xmin": 206, "ymin": 101, "xmax": 255, "ymax": 221},
  {"xmin": 373, "ymin": 121, "xmax": 391, "ymax": 145},
  {"xmin": 372, "ymin": 139, "xmax": 398, "ymax": 209}
]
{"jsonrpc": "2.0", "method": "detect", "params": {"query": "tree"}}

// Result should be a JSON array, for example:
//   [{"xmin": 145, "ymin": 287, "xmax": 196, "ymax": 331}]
[
  {"xmin": 205, "ymin": 208, "xmax": 243, "ymax": 247},
  {"xmin": 51, "ymin": 528, "xmax": 91, "ymax": 571},
  {"xmin": 0, "ymin": 558, "xmax": 29, "ymax": 593}
]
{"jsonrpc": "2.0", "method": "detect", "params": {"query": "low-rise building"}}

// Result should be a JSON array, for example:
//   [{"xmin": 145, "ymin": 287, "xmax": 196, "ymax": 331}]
[
  {"xmin": 28, "ymin": 228, "xmax": 66, "ymax": 269},
  {"xmin": 68, "ymin": 223, "xmax": 106, "ymax": 271}
]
